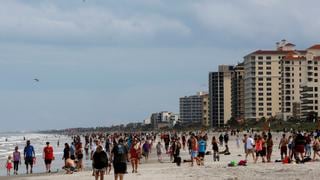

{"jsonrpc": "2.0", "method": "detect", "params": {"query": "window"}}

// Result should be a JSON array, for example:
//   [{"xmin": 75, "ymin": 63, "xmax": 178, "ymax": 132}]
[
  {"xmin": 259, "ymin": 93, "xmax": 263, "ymax": 96},
  {"xmin": 315, "ymin": 79, "xmax": 318, "ymax": 82},
  {"xmin": 259, "ymin": 113, "xmax": 264, "ymax": 116},
  {"xmin": 266, "ymin": 56, "xmax": 271, "ymax": 60},
  {"xmin": 266, "ymin": 62, "xmax": 271, "ymax": 65},
  {"xmin": 267, "ymin": 83, "xmax": 271, "ymax": 86},
  {"xmin": 315, "ymin": 87, "xmax": 318, "ymax": 92},
  {"xmin": 251, "ymin": 56, "xmax": 256, "ymax": 60},
  {"xmin": 259, "ymin": 108, "xmax": 264, "ymax": 111},
  {"xmin": 258, "ymin": 78, "xmax": 263, "ymax": 81},
  {"xmin": 258, "ymin": 71, "xmax": 263, "ymax": 75},
  {"xmin": 267, "ymin": 113, "xmax": 272, "ymax": 116},
  {"xmin": 258, "ymin": 66, "xmax": 263, "ymax": 70},
  {"xmin": 258, "ymin": 56, "xmax": 263, "ymax": 60},
  {"xmin": 258, "ymin": 62, "xmax": 263, "ymax": 65},
  {"xmin": 267, "ymin": 108, "xmax": 272, "ymax": 111},
  {"xmin": 258, "ymin": 83, "xmax": 263, "ymax": 86},
  {"xmin": 266, "ymin": 71, "xmax": 271, "ymax": 75},
  {"xmin": 259, "ymin": 103, "xmax": 264, "ymax": 106},
  {"xmin": 258, "ymin": 97, "xmax": 263, "ymax": 101},
  {"xmin": 258, "ymin": 88, "xmax": 264, "ymax": 91},
  {"xmin": 266, "ymin": 66, "xmax": 271, "ymax": 70},
  {"xmin": 266, "ymin": 77, "xmax": 271, "ymax": 81},
  {"xmin": 267, "ymin": 88, "xmax": 272, "ymax": 91},
  {"xmin": 267, "ymin": 103, "xmax": 272, "ymax": 106},
  {"xmin": 267, "ymin": 97, "xmax": 272, "ymax": 101},
  {"xmin": 267, "ymin": 92, "xmax": 272, "ymax": 96}
]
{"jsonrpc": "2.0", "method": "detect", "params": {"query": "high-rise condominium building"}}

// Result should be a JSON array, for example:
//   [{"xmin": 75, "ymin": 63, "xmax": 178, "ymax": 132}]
[
  {"xmin": 180, "ymin": 92, "xmax": 208, "ymax": 126},
  {"xmin": 209, "ymin": 65, "xmax": 233, "ymax": 127},
  {"xmin": 244, "ymin": 40, "xmax": 320, "ymax": 121},
  {"xmin": 231, "ymin": 63, "xmax": 245, "ymax": 121},
  {"xmin": 281, "ymin": 44, "xmax": 320, "ymax": 121}
]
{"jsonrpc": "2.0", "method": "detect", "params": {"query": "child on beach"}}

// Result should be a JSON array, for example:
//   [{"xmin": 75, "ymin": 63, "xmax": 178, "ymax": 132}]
[{"xmin": 6, "ymin": 155, "xmax": 13, "ymax": 176}]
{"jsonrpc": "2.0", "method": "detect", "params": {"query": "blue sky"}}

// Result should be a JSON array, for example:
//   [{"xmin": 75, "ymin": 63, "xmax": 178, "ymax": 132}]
[{"xmin": 0, "ymin": 0, "xmax": 319, "ymax": 131}]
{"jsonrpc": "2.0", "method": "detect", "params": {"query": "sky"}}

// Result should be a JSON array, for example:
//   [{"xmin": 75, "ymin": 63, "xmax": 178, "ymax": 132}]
[{"xmin": 0, "ymin": 0, "xmax": 319, "ymax": 132}]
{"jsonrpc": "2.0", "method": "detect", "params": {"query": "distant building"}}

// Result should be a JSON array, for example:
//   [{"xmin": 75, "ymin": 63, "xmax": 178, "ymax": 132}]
[
  {"xmin": 209, "ymin": 65, "xmax": 234, "ymax": 127},
  {"xmin": 180, "ymin": 92, "xmax": 208, "ymax": 126},
  {"xmin": 150, "ymin": 111, "xmax": 179, "ymax": 129}
]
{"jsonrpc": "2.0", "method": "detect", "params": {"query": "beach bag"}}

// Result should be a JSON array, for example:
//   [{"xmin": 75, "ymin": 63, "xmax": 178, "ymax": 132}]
[{"xmin": 282, "ymin": 156, "xmax": 290, "ymax": 164}]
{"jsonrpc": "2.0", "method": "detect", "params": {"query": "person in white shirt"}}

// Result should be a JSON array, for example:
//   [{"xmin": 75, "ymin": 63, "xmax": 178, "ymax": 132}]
[{"xmin": 245, "ymin": 134, "xmax": 255, "ymax": 161}]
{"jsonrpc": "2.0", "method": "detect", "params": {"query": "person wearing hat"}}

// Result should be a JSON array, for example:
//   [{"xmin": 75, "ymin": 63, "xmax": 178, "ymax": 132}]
[{"xmin": 43, "ymin": 142, "xmax": 54, "ymax": 173}]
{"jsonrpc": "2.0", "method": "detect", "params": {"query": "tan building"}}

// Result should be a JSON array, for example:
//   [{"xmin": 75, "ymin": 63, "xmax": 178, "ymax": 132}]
[
  {"xmin": 202, "ymin": 93, "xmax": 209, "ymax": 127},
  {"xmin": 281, "ymin": 44, "xmax": 320, "ymax": 120},
  {"xmin": 244, "ymin": 40, "xmax": 285, "ymax": 121},
  {"xmin": 244, "ymin": 40, "xmax": 320, "ymax": 121}
]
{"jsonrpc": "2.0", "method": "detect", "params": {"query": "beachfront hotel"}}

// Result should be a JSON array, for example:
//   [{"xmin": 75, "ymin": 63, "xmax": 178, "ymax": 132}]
[
  {"xmin": 243, "ymin": 40, "xmax": 320, "ymax": 122},
  {"xmin": 179, "ymin": 92, "xmax": 209, "ymax": 127}
]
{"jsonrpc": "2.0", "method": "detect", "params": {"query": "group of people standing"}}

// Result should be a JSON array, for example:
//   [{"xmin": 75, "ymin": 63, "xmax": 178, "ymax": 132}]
[{"xmin": 6, "ymin": 140, "xmax": 54, "ymax": 176}]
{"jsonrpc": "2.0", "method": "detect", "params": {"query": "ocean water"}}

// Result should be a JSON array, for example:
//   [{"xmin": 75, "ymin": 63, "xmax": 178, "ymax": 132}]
[{"xmin": 0, "ymin": 133, "xmax": 92, "ymax": 176}]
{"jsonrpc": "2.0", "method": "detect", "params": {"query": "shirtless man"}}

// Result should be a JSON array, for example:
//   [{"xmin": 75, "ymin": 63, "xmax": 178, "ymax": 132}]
[{"xmin": 279, "ymin": 134, "xmax": 288, "ymax": 160}]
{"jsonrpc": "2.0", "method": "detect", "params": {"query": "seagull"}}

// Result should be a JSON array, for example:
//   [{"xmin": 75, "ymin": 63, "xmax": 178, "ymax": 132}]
[{"xmin": 34, "ymin": 78, "xmax": 39, "ymax": 82}]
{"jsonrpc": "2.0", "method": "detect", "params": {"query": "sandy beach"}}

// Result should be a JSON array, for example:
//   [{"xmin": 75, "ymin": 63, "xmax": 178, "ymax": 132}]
[{"xmin": 4, "ymin": 132, "xmax": 320, "ymax": 180}]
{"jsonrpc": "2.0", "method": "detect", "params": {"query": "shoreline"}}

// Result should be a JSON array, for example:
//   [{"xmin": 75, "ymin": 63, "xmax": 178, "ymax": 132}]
[{"xmin": 2, "ymin": 132, "xmax": 320, "ymax": 180}]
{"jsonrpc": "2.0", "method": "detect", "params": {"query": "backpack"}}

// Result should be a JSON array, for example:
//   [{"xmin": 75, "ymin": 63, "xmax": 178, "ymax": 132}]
[{"xmin": 117, "ymin": 145, "xmax": 125, "ymax": 155}]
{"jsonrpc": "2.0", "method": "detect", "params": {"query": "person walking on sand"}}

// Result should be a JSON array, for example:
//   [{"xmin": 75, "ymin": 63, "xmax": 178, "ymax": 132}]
[
  {"xmin": 279, "ymin": 134, "xmax": 288, "ymax": 160},
  {"xmin": 197, "ymin": 137, "xmax": 206, "ymax": 165},
  {"xmin": 266, "ymin": 133, "xmax": 273, "ymax": 162},
  {"xmin": 24, "ymin": 140, "xmax": 35, "ymax": 174},
  {"xmin": 245, "ymin": 134, "xmax": 255, "ymax": 161},
  {"xmin": 156, "ymin": 141, "xmax": 163, "ymax": 162},
  {"xmin": 212, "ymin": 136, "xmax": 219, "ymax": 161},
  {"xmin": 254, "ymin": 135, "xmax": 265, "ymax": 163},
  {"xmin": 43, "ymin": 142, "xmax": 54, "ymax": 173},
  {"xmin": 13, "ymin": 146, "xmax": 21, "ymax": 175},
  {"xmin": 6, "ymin": 155, "xmax": 13, "ymax": 176},
  {"xmin": 111, "ymin": 138, "xmax": 128, "ymax": 180},
  {"xmin": 190, "ymin": 134, "xmax": 198, "ymax": 166},
  {"xmin": 92, "ymin": 145, "xmax": 108, "ymax": 180},
  {"xmin": 129, "ymin": 138, "xmax": 140, "ymax": 173}
]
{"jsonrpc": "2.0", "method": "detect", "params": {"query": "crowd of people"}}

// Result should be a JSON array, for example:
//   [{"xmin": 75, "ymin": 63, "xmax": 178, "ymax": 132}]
[{"xmin": 4, "ymin": 129, "xmax": 320, "ymax": 179}]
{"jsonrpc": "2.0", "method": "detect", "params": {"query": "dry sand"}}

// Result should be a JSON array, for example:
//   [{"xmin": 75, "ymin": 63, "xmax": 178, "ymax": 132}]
[{"xmin": 4, "ymin": 132, "xmax": 320, "ymax": 180}]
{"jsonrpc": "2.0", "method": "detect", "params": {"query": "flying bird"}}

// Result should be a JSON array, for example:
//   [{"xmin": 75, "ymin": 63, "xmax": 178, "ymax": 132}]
[{"xmin": 34, "ymin": 78, "xmax": 39, "ymax": 82}]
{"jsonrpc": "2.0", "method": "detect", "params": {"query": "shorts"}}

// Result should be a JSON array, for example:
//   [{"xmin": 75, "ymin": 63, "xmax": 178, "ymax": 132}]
[
  {"xmin": 25, "ymin": 157, "xmax": 33, "ymax": 165},
  {"xmin": 44, "ymin": 159, "xmax": 52, "ymax": 165},
  {"xmin": 94, "ymin": 168, "xmax": 106, "ymax": 173},
  {"xmin": 295, "ymin": 145, "xmax": 304, "ymax": 153},
  {"xmin": 246, "ymin": 148, "xmax": 254, "ymax": 154},
  {"xmin": 113, "ymin": 162, "xmax": 127, "ymax": 174},
  {"xmin": 198, "ymin": 152, "xmax": 205, "ymax": 158},
  {"xmin": 256, "ymin": 150, "xmax": 264, "ymax": 157},
  {"xmin": 280, "ymin": 146, "xmax": 287, "ymax": 154},
  {"xmin": 191, "ymin": 151, "xmax": 198, "ymax": 158}
]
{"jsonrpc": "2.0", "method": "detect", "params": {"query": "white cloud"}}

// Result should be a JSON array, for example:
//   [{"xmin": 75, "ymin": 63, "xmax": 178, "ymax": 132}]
[
  {"xmin": 0, "ymin": 1, "xmax": 190, "ymax": 45},
  {"xmin": 189, "ymin": 0, "xmax": 320, "ymax": 45}
]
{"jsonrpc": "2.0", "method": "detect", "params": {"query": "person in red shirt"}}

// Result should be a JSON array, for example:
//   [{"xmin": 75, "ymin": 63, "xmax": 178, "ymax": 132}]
[
  {"xmin": 129, "ymin": 138, "xmax": 141, "ymax": 173},
  {"xmin": 43, "ymin": 142, "xmax": 54, "ymax": 173}
]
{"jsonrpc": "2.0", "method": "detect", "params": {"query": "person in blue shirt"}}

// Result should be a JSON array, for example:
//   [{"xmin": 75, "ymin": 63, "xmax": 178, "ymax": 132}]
[
  {"xmin": 24, "ymin": 140, "xmax": 35, "ymax": 174},
  {"xmin": 197, "ymin": 137, "xmax": 207, "ymax": 166}
]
